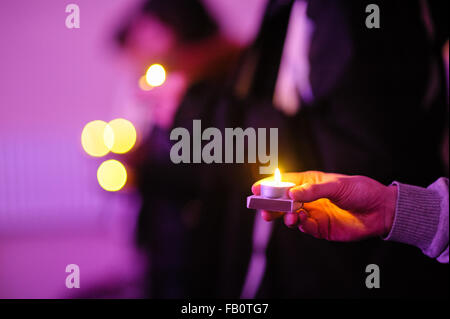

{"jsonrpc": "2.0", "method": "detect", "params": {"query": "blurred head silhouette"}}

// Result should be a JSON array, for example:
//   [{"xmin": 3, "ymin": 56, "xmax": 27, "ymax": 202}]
[
  {"xmin": 117, "ymin": 0, "xmax": 241, "ymax": 83},
  {"xmin": 116, "ymin": 0, "xmax": 243, "ymax": 128}
]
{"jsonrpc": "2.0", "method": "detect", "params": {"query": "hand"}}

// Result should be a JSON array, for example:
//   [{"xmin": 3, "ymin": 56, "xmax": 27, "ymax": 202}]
[{"xmin": 251, "ymin": 171, "xmax": 398, "ymax": 241}]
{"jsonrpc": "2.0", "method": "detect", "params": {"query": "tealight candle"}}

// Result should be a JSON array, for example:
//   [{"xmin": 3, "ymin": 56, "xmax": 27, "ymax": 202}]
[
  {"xmin": 247, "ymin": 168, "xmax": 300, "ymax": 213},
  {"xmin": 260, "ymin": 168, "xmax": 295, "ymax": 198}
]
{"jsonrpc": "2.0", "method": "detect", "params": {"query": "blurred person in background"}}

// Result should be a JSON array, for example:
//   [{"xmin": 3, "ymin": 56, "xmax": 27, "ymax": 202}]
[
  {"xmin": 115, "ymin": 0, "xmax": 449, "ymax": 298},
  {"xmin": 115, "ymin": 0, "xmax": 299, "ymax": 298},
  {"xmin": 114, "ymin": 0, "xmax": 265, "ymax": 297}
]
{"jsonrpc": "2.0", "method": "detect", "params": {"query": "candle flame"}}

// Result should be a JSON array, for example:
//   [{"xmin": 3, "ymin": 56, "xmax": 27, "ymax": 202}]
[{"xmin": 275, "ymin": 168, "xmax": 281, "ymax": 183}]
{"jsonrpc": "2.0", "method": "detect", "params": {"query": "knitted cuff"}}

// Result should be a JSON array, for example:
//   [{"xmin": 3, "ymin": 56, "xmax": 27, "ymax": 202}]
[{"xmin": 383, "ymin": 181, "xmax": 441, "ymax": 251}]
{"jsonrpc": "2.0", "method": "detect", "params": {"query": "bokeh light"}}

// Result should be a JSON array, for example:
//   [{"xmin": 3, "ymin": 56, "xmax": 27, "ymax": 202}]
[
  {"xmin": 138, "ymin": 75, "xmax": 153, "ymax": 91},
  {"xmin": 97, "ymin": 159, "xmax": 127, "ymax": 192},
  {"xmin": 145, "ymin": 64, "xmax": 166, "ymax": 87},
  {"xmin": 107, "ymin": 118, "xmax": 137, "ymax": 154},
  {"xmin": 81, "ymin": 120, "xmax": 111, "ymax": 157}
]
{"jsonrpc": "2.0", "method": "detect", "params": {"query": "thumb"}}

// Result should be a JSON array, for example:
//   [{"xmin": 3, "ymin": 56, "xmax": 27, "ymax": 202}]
[{"xmin": 289, "ymin": 181, "xmax": 342, "ymax": 203}]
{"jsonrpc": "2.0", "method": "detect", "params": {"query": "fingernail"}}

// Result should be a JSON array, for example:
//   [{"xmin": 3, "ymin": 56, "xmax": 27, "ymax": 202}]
[{"xmin": 298, "ymin": 210, "xmax": 308, "ymax": 222}]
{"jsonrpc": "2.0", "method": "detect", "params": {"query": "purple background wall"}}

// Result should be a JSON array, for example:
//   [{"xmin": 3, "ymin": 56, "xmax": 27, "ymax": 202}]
[{"xmin": 0, "ymin": 0, "xmax": 144, "ymax": 298}]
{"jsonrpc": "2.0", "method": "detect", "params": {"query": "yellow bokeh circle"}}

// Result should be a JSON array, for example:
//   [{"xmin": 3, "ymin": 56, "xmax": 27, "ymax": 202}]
[
  {"xmin": 107, "ymin": 118, "xmax": 137, "ymax": 154},
  {"xmin": 81, "ymin": 120, "xmax": 110, "ymax": 157},
  {"xmin": 97, "ymin": 159, "xmax": 127, "ymax": 192},
  {"xmin": 145, "ymin": 64, "xmax": 166, "ymax": 87}
]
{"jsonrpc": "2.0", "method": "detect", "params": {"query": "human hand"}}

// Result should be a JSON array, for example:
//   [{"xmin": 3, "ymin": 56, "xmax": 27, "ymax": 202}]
[{"xmin": 251, "ymin": 171, "xmax": 397, "ymax": 241}]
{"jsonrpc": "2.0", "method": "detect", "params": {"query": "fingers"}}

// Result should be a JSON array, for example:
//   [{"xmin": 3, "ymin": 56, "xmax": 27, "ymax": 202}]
[
  {"xmin": 298, "ymin": 215, "xmax": 320, "ymax": 238},
  {"xmin": 260, "ymin": 208, "xmax": 324, "ymax": 240},
  {"xmin": 284, "ymin": 213, "xmax": 299, "ymax": 227},
  {"xmin": 261, "ymin": 210, "xmax": 284, "ymax": 221},
  {"xmin": 251, "ymin": 176, "xmax": 275, "ymax": 195},
  {"xmin": 261, "ymin": 211, "xmax": 300, "ymax": 228},
  {"xmin": 251, "ymin": 183, "xmax": 261, "ymax": 196},
  {"xmin": 260, "ymin": 201, "xmax": 304, "ymax": 224},
  {"xmin": 252, "ymin": 171, "xmax": 345, "ymax": 236},
  {"xmin": 289, "ymin": 181, "xmax": 343, "ymax": 203}
]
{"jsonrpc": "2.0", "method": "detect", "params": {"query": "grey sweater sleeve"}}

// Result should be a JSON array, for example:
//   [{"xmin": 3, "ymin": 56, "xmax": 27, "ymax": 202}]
[{"xmin": 384, "ymin": 178, "xmax": 449, "ymax": 263}]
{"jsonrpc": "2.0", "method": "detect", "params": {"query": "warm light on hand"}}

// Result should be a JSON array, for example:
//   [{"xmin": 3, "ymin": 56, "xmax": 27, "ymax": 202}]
[{"xmin": 252, "ymin": 171, "xmax": 397, "ymax": 241}]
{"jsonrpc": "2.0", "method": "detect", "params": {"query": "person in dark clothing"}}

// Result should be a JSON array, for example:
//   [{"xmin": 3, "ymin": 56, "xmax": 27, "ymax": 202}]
[
  {"xmin": 117, "ymin": 0, "xmax": 449, "ymax": 298},
  {"xmin": 115, "ymin": 0, "xmax": 279, "ymax": 298},
  {"xmin": 254, "ymin": 0, "xmax": 449, "ymax": 298}
]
